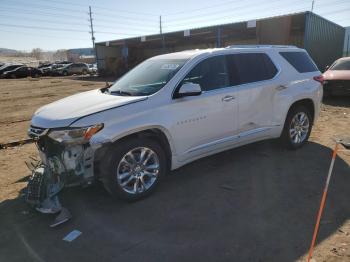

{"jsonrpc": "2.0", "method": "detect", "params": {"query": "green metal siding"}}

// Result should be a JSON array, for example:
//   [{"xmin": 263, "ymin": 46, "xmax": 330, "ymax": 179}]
[{"xmin": 304, "ymin": 12, "xmax": 345, "ymax": 71}]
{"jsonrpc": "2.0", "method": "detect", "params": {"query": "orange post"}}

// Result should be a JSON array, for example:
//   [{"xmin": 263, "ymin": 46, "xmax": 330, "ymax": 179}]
[{"xmin": 307, "ymin": 142, "xmax": 339, "ymax": 262}]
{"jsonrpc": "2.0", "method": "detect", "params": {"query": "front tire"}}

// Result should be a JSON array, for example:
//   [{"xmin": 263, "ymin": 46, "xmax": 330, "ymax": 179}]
[
  {"xmin": 281, "ymin": 105, "xmax": 312, "ymax": 149},
  {"xmin": 101, "ymin": 138, "xmax": 166, "ymax": 201}
]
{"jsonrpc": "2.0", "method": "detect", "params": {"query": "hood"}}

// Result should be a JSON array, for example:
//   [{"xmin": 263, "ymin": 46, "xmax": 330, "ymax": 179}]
[
  {"xmin": 31, "ymin": 89, "xmax": 147, "ymax": 128},
  {"xmin": 323, "ymin": 70, "xmax": 350, "ymax": 81}
]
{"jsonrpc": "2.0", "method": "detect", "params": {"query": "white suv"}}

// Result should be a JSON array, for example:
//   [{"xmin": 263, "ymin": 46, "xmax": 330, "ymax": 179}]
[{"xmin": 27, "ymin": 45, "xmax": 323, "ymax": 206}]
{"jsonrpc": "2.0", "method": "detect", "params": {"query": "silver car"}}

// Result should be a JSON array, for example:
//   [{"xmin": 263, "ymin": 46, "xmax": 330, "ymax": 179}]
[{"xmin": 55, "ymin": 63, "xmax": 89, "ymax": 76}]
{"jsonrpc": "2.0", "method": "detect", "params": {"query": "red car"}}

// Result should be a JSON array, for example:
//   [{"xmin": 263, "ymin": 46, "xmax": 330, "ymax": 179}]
[{"xmin": 323, "ymin": 57, "xmax": 350, "ymax": 96}]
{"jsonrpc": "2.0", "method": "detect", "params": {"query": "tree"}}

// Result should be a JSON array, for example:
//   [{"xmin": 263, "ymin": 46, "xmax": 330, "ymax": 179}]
[
  {"xmin": 53, "ymin": 49, "xmax": 68, "ymax": 61},
  {"xmin": 31, "ymin": 48, "xmax": 43, "ymax": 60}
]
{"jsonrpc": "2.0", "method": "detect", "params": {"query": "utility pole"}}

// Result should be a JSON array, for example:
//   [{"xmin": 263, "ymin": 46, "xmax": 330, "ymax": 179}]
[
  {"xmin": 160, "ymin": 15, "xmax": 165, "ymax": 52},
  {"xmin": 88, "ymin": 6, "xmax": 96, "ymax": 62},
  {"xmin": 159, "ymin": 15, "xmax": 162, "ymax": 35},
  {"xmin": 346, "ymin": 35, "xmax": 349, "ymax": 57},
  {"xmin": 311, "ymin": 0, "xmax": 315, "ymax": 12}
]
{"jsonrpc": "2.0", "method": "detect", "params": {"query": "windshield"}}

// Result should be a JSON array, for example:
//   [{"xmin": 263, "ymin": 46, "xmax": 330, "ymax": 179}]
[
  {"xmin": 330, "ymin": 59, "xmax": 350, "ymax": 70},
  {"xmin": 109, "ymin": 58, "xmax": 188, "ymax": 96}
]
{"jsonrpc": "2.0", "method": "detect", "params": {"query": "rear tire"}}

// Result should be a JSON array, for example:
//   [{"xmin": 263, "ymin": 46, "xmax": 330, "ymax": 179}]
[
  {"xmin": 62, "ymin": 71, "xmax": 68, "ymax": 76},
  {"xmin": 101, "ymin": 138, "xmax": 166, "ymax": 201},
  {"xmin": 280, "ymin": 105, "xmax": 313, "ymax": 149}
]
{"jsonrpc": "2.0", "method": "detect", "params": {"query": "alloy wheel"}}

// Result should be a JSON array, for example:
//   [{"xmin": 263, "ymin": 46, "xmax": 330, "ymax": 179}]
[
  {"xmin": 117, "ymin": 147, "xmax": 160, "ymax": 194},
  {"xmin": 289, "ymin": 112, "xmax": 310, "ymax": 144}
]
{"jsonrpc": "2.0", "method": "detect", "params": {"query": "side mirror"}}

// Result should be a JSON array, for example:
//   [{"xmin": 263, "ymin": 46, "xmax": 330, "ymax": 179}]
[
  {"xmin": 177, "ymin": 82, "xmax": 202, "ymax": 98},
  {"xmin": 105, "ymin": 81, "xmax": 112, "ymax": 88}
]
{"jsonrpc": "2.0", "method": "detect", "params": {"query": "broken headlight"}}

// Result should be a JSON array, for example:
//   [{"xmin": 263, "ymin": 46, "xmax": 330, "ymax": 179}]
[{"xmin": 48, "ymin": 124, "xmax": 104, "ymax": 144}]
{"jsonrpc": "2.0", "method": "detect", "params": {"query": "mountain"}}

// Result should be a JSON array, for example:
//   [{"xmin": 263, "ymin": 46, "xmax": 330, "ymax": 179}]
[{"xmin": 0, "ymin": 48, "xmax": 19, "ymax": 55}]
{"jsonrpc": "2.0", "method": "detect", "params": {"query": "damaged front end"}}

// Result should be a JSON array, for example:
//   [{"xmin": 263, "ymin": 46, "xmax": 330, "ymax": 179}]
[{"xmin": 26, "ymin": 124, "xmax": 103, "ymax": 226}]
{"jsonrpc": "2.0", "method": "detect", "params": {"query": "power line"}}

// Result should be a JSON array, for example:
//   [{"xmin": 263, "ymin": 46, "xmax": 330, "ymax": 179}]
[
  {"xmin": 0, "ymin": 29, "xmax": 89, "ymax": 41},
  {"xmin": 0, "ymin": 7, "xmax": 86, "ymax": 21},
  {"xmin": 93, "ymin": 11, "xmax": 157, "ymax": 23},
  {"xmin": 28, "ymin": 0, "xmax": 158, "ymax": 16},
  {"xmin": 0, "ymin": 7, "xmax": 158, "ymax": 27},
  {"xmin": 0, "ymin": 23, "xmax": 141, "ymax": 36},
  {"xmin": 93, "ymin": 23, "xmax": 157, "ymax": 33},
  {"xmin": 162, "ymin": 10, "xmax": 304, "ymax": 32},
  {"xmin": 0, "ymin": 23, "xmax": 90, "ymax": 33},
  {"xmin": 0, "ymin": 5, "xmax": 157, "ymax": 24},
  {"xmin": 164, "ymin": 0, "xmax": 245, "ymax": 16},
  {"xmin": 0, "ymin": 13, "xmax": 90, "ymax": 27},
  {"xmin": 1, "ymin": 0, "xmax": 86, "ymax": 15},
  {"xmin": 164, "ymin": 0, "xmax": 306, "ymax": 24},
  {"xmin": 1, "ymin": 0, "xmax": 159, "ymax": 23},
  {"xmin": 92, "ymin": 15, "xmax": 158, "ymax": 26},
  {"xmin": 162, "ymin": 0, "xmax": 348, "ymax": 27},
  {"xmin": 319, "ymin": 7, "xmax": 350, "ymax": 16}
]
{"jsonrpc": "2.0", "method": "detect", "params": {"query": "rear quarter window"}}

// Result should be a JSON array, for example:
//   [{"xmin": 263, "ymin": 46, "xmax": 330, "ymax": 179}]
[{"xmin": 279, "ymin": 51, "xmax": 318, "ymax": 73}]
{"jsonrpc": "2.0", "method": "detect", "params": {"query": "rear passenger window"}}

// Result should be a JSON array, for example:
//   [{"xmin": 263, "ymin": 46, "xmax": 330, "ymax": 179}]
[
  {"xmin": 227, "ymin": 53, "xmax": 278, "ymax": 85},
  {"xmin": 182, "ymin": 56, "xmax": 230, "ymax": 91},
  {"xmin": 279, "ymin": 52, "xmax": 318, "ymax": 73}
]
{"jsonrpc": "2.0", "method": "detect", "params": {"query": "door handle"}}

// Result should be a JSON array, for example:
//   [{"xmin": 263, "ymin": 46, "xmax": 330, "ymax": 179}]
[
  {"xmin": 276, "ymin": 85, "xmax": 287, "ymax": 91},
  {"xmin": 222, "ymin": 95, "xmax": 235, "ymax": 102}
]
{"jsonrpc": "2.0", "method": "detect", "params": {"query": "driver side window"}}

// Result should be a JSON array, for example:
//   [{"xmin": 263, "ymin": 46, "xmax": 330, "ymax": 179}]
[{"xmin": 182, "ymin": 56, "xmax": 230, "ymax": 91}]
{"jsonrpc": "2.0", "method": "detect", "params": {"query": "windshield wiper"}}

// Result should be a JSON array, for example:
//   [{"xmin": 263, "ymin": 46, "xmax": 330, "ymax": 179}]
[{"xmin": 110, "ymin": 90, "xmax": 133, "ymax": 96}]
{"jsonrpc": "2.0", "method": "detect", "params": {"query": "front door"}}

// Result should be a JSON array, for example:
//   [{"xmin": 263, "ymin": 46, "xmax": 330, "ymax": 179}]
[{"xmin": 170, "ymin": 55, "xmax": 239, "ymax": 162}]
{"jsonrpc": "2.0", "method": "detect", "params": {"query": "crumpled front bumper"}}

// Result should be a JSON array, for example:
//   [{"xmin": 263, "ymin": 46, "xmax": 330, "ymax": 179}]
[{"xmin": 26, "ymin": 125, "xmax": 96, "ymax": 213}]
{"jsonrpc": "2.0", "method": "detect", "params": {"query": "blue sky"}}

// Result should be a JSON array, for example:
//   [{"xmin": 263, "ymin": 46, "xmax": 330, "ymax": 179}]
[{"xmin": 0, "ymin": 0, "xmax": 349, "ymax": 51}]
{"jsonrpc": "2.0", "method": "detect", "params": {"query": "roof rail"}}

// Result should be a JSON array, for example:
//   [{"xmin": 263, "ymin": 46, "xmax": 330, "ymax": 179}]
[{"xmin": 226, "ymin": 45, "xmax": 297, "ymax": 49}]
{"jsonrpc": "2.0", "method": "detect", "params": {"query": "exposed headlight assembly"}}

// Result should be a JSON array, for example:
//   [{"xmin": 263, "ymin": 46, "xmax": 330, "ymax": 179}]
[{"xmin": 48, "ymin": 124, "xmax": 104, "ymax": 144}]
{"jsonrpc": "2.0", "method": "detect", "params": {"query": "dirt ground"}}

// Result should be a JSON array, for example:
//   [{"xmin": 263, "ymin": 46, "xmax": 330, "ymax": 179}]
[{"xmin": 0, "ymin": 77, "xmax": 349, "ymax": 262}]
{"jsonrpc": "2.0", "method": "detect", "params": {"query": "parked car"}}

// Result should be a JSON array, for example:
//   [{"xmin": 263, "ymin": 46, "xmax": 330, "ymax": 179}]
[
  {"xmin": 27, "ymin": 46, "xmax": 323, "ymax": 210},
  {"xmin": 323, "ymin": 57, "xmax": 350, "ymax": 96},
  {"xmin": 0, "ymin": 64, "xmax": 23, "ymax": 76},
  {"xmin": 88, "ymin": 63, "xmax": 97, "ymax": 75},
  {"xmin": 53, "ymin": 63, "xmax": 89, "ymax": 76},
  {"xmin": 38, "ymin": 63, "xmax": 52, "ymax": 69},
  {"xmin": 41, "ymin": 63, "xmax": 66, "ymax": 76},
  {"xmin": 1, "ymin": 66, "xmax": 42, "ymax": 79}
]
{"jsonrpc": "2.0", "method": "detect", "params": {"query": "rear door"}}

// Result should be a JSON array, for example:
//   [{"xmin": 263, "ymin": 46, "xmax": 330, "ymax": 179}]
[{"xmin": 227, "ymin": 52, "xmax": 279, "ymax": 138}]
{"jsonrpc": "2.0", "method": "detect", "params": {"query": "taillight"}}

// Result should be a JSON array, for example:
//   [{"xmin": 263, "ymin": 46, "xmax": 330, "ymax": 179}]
[{"xmin": 313, "ymin": 75, "xmax": 324, "ymax": 85}]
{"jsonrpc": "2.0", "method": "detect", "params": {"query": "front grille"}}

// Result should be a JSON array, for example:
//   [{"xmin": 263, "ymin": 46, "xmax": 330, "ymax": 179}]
[{"xmin": 28, "ymin": 125, "xmax": 48, "ymax": 139}]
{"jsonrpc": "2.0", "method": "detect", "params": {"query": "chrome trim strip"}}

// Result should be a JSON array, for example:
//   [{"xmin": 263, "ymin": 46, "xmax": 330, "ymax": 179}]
[
  {"xmin": 239, "ymin": 127, "xmax": 272, "ymax": 138},
  {"xmin": 186, "ymin": 134, "xmax": 239, "ymax": 154},
  {"xmin": 186, "ymin": 127, "xmax": 272, "ymax": 154}
]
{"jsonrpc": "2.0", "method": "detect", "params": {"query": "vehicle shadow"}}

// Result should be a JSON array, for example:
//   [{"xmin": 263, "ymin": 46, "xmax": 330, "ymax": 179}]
[{"xmin": 0, "ymin": 140, "xmax": 349, "ymax": 262}]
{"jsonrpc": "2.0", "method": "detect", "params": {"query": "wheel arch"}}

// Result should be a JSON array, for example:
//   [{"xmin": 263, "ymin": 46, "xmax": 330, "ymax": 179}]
[
  {"xmin": 94, "ymin": 126, "xmax": 174, "ymax": 177},
  {"xmin": 287, "ymin": 98, "xmax": 315, "ymax": 123}
]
